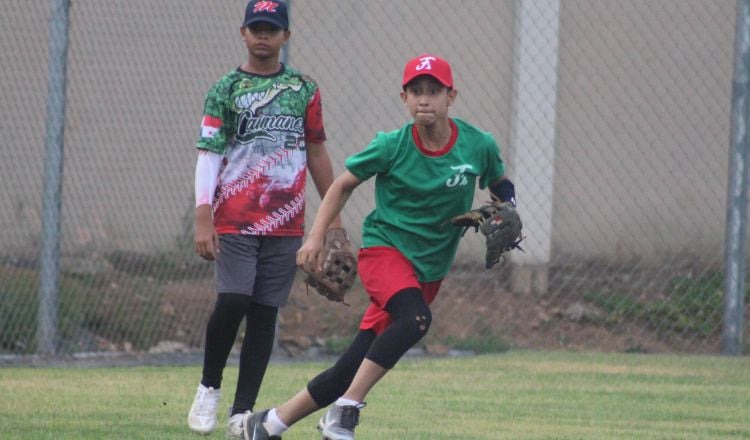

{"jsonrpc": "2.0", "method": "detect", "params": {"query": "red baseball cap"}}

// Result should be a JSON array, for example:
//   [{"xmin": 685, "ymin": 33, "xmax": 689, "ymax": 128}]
[{"xmin": 402, "ymin": 54, "xmax": 453, "ymax": 88}]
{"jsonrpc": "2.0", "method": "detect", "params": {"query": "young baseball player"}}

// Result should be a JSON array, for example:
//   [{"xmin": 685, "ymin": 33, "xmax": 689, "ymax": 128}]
[
  {"xmin": 187, "ymin": 1, "xmax": 340, "ymax": 438},
  {"xmin": 242, "ymin": 54, "xmax": 516, "ymax": 440}
]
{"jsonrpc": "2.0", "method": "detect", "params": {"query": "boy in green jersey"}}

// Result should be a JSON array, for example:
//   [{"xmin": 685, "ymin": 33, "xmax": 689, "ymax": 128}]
[{"xmin": 243, "ymin": 54, "xmax": 516, "ymax": 440}]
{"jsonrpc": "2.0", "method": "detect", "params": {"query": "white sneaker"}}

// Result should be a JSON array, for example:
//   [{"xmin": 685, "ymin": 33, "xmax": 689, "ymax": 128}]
[
  {"xmin": 317, "ymin": 403, "xmax": 365, "ymax": 440},
  {"xmin": 226, "ymin": 411, "xmax": 247, "ymax": 439},
  {"xmin": 188, "ymin": 384, "xmax": 222, "ymax": 435}
]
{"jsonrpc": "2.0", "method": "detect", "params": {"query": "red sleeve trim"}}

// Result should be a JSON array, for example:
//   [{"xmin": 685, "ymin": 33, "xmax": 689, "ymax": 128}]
[{"xmin": 305, "ymin": 89, "xmax": 327, "ymax": 143}]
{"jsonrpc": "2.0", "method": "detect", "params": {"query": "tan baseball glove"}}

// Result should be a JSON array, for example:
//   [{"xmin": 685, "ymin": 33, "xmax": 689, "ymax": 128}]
[{"xmin": 304, "ymin": 228, "xmax": 358, "ymax": 304}]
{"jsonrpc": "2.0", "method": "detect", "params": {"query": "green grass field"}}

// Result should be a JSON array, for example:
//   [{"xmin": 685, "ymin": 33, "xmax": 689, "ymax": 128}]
[{"xmin": 1, "ymin": 350, "xmax": 749, "ymax": 439}]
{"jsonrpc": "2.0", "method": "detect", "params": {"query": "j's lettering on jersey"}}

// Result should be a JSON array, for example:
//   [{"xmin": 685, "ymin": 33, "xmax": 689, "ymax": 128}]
[{"xmin": 445, "ymin": 164, "xmax": 473, "ymax": 188}]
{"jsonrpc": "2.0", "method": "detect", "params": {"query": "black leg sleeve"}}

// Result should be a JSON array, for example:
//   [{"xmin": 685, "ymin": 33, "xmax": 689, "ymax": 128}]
[
  {"xmin": 306, "ymin": 329, "xmax": 377, "ymax": 407},
  {"xmin": 231, "ymin": 302, "xmax": 278, "ymax": 414},
  {"xmin": 201, "ymin": 292, "xmax": 249, "ymax": 389},
  {"xmin": 365, "ymin": 288, "xmax": 432, "ymax": 369}
]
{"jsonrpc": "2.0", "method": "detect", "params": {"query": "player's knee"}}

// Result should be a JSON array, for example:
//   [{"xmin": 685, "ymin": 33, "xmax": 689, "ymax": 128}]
[
  {"xmin": 215, "ymin": 291, "xmax": 250, "ymax": 310},
  {"xmin": 385, "ymin": 288, "xmax": 432, "ymax": 338},
  {"xmin": 418, "ymin": 308, "xmax": 432, "ymax": 335},
  {"xmin": 411, "ymin": 306, "xmax": 432, "ymax": 337},
  {"xmin": 394, "ymin": 305, "xmax": 432, "ymax": 344}
]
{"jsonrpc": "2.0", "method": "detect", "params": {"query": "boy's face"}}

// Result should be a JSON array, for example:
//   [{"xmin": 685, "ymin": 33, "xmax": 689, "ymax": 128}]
[
  {"xmin": 241, "ymin": 23, "xmax": 290, "ymax": 60},
  {"xmin": 400, "ymin": 76, "xmax": 456, "ymax": 127}
]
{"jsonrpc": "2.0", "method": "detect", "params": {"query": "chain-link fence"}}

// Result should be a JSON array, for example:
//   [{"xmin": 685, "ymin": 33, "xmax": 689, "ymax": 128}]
[{"xmin": 1, "ymin": 0, "xmax": 747, "ymax": 360}]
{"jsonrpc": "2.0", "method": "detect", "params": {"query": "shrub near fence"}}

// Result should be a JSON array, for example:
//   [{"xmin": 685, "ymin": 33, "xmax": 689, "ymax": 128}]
[{"xmin": 1, "ymin": 254, "xmax": 749, "ymax": 357}]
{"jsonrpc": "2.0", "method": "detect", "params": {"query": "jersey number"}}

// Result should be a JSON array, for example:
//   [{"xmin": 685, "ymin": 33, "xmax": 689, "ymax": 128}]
[{"xmin": 284, "ymin": 134, "xmax": 304, "ymax": 151}]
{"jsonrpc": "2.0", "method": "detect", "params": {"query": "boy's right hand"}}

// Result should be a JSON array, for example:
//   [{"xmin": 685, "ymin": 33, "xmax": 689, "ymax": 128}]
[
  {"xmin": 194, "ymin": 205, "xmax": 219, "ymax": 261},
  {"xmin": 296, "ymin": 233, "xmax": 326, "ymax": 273},
  {"xmin": 299, "ymin": 228, "xmax": 358, "ymax": 304}
]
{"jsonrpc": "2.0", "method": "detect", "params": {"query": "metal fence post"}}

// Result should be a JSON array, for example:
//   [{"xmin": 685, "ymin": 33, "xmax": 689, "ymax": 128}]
[
  {"xmin": 38, "ymin": 0, "xmax": 71, "ymax": 356},
  {"xmin": 723, "ymin": 0, "xmax": 750, "ymax": 356}
]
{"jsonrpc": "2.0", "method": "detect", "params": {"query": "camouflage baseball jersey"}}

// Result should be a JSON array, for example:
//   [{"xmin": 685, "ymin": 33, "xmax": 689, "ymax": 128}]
[{"xmin": 197, "ymin": 65, "xmax": 326, "ymax": 236}]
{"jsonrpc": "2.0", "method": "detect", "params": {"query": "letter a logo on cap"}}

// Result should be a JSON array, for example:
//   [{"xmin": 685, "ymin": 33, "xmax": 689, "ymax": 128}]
[{"xmin": 416, "ymin": 56, "xmax": 437, "ymax": 71}]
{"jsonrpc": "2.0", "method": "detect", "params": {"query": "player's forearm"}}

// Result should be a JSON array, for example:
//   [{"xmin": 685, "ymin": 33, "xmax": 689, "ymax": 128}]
[
  {"xmin": 195, "ymin": 150, "xmax": 222, "ymax": 207},
  {"xmin": 490, "ymin": 177, "xmax": 516, "ymax": 206},
  {"xmin": 195, "ymin": 204, "xmax": 213, "ymax": 227},
  {"xmin": 306, "ymin": 143, "xmax": 335, "ymax": 199},
  {"xmin": 306, "ymin": 142, "xmax": 344, "ymax": 228},
  {"xmin": 308, "ymin": 176, "xmax": 354, "ymax": 241}
]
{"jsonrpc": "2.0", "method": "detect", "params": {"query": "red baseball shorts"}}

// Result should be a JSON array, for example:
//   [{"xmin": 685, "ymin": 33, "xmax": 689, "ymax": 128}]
[{"xmin": 357, "ymin": 246, "xmax": 442, "ymax": 335}]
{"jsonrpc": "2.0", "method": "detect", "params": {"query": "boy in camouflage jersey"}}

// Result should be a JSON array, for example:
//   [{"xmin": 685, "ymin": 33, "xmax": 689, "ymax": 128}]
[{"xmin": 188, "ymin": 1, "xmax": 339, "ymax": 438}]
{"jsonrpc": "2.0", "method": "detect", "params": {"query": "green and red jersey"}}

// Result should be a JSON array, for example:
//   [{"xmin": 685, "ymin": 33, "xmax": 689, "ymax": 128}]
[
  {"xmin": 345, "ymin": 118, "xmax": 505, "ymax": 282},
  {"xmin": 197, "ymin": 65, "xmax": 326, "ymax": 236}
]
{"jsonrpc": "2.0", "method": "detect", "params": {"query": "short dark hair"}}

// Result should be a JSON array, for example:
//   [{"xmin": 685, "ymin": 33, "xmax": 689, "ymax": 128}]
[{"xmin": 402, "ymin": 76, "xmax": 452, "ymax": 92}]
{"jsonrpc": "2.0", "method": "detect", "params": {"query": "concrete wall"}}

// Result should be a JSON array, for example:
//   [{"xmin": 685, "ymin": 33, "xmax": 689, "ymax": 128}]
[{"xmin": 0, "ymin": 0, "xmax": 735, "ymax": 265}]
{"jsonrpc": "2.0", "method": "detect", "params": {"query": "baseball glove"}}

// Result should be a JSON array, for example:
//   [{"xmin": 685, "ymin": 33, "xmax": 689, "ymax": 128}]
[
  {"xmin": 304, "ymin": 228, "xmax": 358, "ymax": 304},
  {"xmin": 451, "ymin": 201, "xmax": 524, "ymax": 269}
]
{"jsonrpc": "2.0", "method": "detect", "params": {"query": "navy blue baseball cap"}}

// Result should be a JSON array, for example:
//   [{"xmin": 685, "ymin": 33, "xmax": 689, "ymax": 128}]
[{"xmin": 243, "ymin": 0, "xmax": 289, "ymax": 30}]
